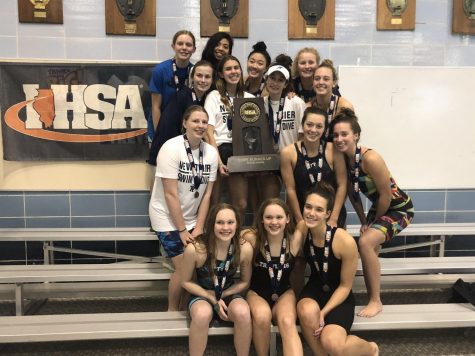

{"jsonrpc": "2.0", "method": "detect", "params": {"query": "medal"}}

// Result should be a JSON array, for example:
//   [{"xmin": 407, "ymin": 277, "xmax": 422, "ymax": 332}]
[
  {"xmin": 264, "ymin": 237, "xmax": 288, "ymax": 303},
  {"xmin": 183, "ymin": 134, "xmax": 204, "ymax": 198},
  {"xmin": 227, "ymin": 131, "xmax": 233, "ymax": 138},
  {"xmin": 268, "ymin": 96, "xmax": 286, "ymax": 144},
  {"xmin": 308, "ymin": 225, "xmax": 334, "ymax": 292}
]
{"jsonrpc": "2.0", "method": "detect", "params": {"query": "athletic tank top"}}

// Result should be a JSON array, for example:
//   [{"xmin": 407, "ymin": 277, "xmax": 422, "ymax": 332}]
[{"xmin": 196, "ymin": 256, "xmax": 237, "ymax": 291}]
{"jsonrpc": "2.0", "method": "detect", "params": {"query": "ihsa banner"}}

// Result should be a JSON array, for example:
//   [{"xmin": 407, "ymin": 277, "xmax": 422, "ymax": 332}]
[{"xmin": 1, "ymin": 62, "xmax": 153, "ymax": 161}]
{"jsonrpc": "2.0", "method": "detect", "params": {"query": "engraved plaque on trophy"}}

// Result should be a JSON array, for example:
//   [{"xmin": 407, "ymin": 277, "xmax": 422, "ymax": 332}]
[
  {"xmin": 288, "ymin": 0, "xmax": 335, "ymax": 39},
  {"xmin": 18, "ymin": 0, "xmax": 63, "ymax": 24},
  {"xmin": 377, "ymin": 0, "xmax": 415, "ymax": 30},
  {"xmin": 227, "ymin": 98, "xmax": 279, "ymax": 173}
]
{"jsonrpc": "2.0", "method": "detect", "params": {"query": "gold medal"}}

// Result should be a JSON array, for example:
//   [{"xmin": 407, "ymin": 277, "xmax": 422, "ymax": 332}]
[{"xmin": 194, "ymin": 191, "xmax": 199, "ymax": 198}]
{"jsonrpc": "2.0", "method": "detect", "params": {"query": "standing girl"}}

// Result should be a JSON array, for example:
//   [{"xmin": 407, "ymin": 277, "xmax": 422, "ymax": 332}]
[
  {"xmin": 331, "ymin": 108, "xmax": 414, "ymax": 317},
  {"xmin": 296, "ymin": 183, "xmax": 379, "ymax": 356},
  {"xmin": 201, "ymin": 32, "xmax": 234, "ymax": 71},
  {"xmin": 204, "ymin": 55, "xmax": 254, "ymax": 221},
  {"xmin": 310, "ymin": 59, "xmax": 353, "ymax": 140},
  {"xmin": 292, "ymin": 47, "xmax": 320, "ymax": 103},
  {"xmin": 259, "ymin": 54, "xmax": 306, "ymax": 200},
  {"xmin": 245, "ymin": 41, "xmax": 271, "ymax": 97},
  {"xmin": 280, "ymin": 107, "xmax": 347, "ymax": 226},
  {"xmin": 149, "ymin": 106, "xmax": 219, "ymax": 311},
  {"xmin": 149, "ymin": 60, "xmax": 214, "ymax": 165},
  {"xmin": 182, "ymin": 203, "xmax": 253, "ymax": 356},
  {"xmin": 148, "ymin": 30, "xmax": 196, "ymax": 143},
  {"xmin": 243, "ymin": 199, "xmax": 304, "ymax": 356}
]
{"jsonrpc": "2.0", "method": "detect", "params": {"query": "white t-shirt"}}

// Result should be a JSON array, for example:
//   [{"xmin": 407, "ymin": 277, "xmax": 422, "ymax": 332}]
[
  {"xmin": 149, "ymin": 135, "xmax": 219, "ymax": 232},
  {"xmin": 264, "ymin": 95, "xmax": 306, "ymax": 153},
  {"xmin": 204, "ymin": 90, "xmax": 255, "ymax": 146}
]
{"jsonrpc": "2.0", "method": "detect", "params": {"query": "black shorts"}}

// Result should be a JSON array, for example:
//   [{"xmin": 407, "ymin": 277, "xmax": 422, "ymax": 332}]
[
  {"xmin": 299, "ymin": 279, "xmax": 355, "ymax": 333},
  {"xmin": 218, "ymin": 143, "xmax": 233, "ymax": 165}
]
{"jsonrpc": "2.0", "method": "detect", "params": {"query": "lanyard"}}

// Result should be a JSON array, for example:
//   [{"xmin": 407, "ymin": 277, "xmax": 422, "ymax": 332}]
[
  {"xmin": 183, "ymin": 134, "xmax": 204, "ymax": 198},
  {"xmin": 255, "ymin": 77, "xmax": 266, "ymax": 97},
  {"xmin": 350, "ymin": 146, "xmax": 361, "ymax": 200},
  {"xmin": 172, "ymin": 59, "xmax": 190, "ymax": 91},
  {"xmin": 213, "ymin": 241, "xmax": 234, "ymax": 301},
  {"xmin": 308, "ymin": 224, "xmax": 333, "ymax": 292},
  {"xmin": 225, "ymin": 92, "xmax": 236, "ymax": 135},
  {"xmin": 268, "ymin": 96, "xmax": 285, "ymax": 144},
  {"xmin": 324, "ymin": 94, "xmax": 337, "ymax": 140},
  {"xmin": 301, "ymin": 141, "xmax": 324, "ymax": 185},
  {"xmin": 264, "ymin": 237, "xmax": 288, "ymax": 302},
  {"xmin": 297, "ymin": 79, "xmax": 315, "ymax": 102}
]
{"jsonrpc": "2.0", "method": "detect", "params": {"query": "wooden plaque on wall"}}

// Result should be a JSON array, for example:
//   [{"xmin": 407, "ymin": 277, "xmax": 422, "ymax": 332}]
[
  {"xmin": 200, "ymin": 0, "xmax": 248, "ymax": 38},
  {"xmin": 377, "ymin": 0, "xmax": 416, "ymax": 30},
  {"xmin": 452, "ymin": 0, "xmax": 475, "ymax": 35},
  {"xmin": 18, "ymin": 0, "xmax": 63, "ymax": 24},
  {"xmin": 105, "ymin": 0, "xmax": 156, "ymax": 36},
  {"xmin": 288, "ymin": 0, "xmax": 335, "ymax": 40}
]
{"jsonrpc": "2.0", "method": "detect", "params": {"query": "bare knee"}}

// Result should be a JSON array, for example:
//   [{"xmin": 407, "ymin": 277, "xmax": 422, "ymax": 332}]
[
  {"xmin": 191, "ymin": 305, "xmax": 213, "ymax": 327},
  {"xmin": 321, "ymin": 332, "xmax": 344, "ymax": 356},
  {"xmin": 276, "ymin": 312, "xmax": 296, "ymax": 331},
  {"xmin": 297, "ymin": 300, "xmax": 319, "ymax": 326},
  {"xmin": 230, "ymin": 302, "xmax": 251, "ymax": 325},
  {"xmin": 251, "ymin": 308, "xmax": 272, "ymax": 329}
]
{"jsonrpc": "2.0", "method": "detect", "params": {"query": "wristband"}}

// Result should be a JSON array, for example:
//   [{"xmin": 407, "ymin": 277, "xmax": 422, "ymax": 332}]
[{"xmin": 178, "ymin": 227, "xmax": 187, "ymax": 233}]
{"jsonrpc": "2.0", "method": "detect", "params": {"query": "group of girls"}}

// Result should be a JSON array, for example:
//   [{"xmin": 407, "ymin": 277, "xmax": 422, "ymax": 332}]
[{"xmin": 148, "ymin": 28, "xmax": 414, "ymax": 355}]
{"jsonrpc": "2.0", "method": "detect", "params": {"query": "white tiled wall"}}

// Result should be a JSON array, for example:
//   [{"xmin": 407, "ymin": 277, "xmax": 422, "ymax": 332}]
[{"xmin": 0, "ymin": 0, "xmax": 474, "ymax": 66}]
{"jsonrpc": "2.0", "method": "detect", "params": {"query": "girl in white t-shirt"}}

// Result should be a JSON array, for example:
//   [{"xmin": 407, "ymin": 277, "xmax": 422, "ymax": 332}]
[
  {"xmin": 149, "ymin": 105, "xmax": 219, "ymax": 311},
  {"xmin": 259, "ymin": 55, "xmax": 306, "ymax": 200},
  {"xmin": 204, "ymin": 55, "xmax": 254, "ymax": 222}
]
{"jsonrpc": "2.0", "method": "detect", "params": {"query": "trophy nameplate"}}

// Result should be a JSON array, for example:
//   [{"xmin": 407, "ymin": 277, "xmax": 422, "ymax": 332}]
[
  {"xmin": 227, "ymin": 98, "xmax": 279, "ymax": 173},
  {"xmin": 210, "ymin": 0, "xmax": 239, "ymax": 32},
  {"xmin": 18, "ymin": 0, "xmax": 63, "ymax": 24},
  {"xmin": 116, "ymin": 0, "xmax": 145, "ymax": 34},
  {"xmin": 298, "ymin": 0, "xmax": 326, "ymax": 34}
]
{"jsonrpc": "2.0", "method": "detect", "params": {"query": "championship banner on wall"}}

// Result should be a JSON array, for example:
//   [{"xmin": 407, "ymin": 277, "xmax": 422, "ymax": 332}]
[{"xmin": 0, "ymin": 62, "xmax": 153, "ymax": 161}]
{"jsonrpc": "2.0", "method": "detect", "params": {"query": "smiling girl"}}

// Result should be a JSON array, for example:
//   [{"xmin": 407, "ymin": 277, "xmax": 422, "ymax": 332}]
[
  {"xmin": 296, "ymin": 183, "xmax": 378, "ymax": 356},
  {"xmin": 148, "ymin": 30, "xmax": 196, "ymax": 143},
  {"xmin": 201, "ymin": 32, "xmax": 234, "ymax": 71},
  {"xmin": 149, "ymin": 60, "xmax": 214, "ymax": 164},
  {"xmin": 292, "ymin": 47, "xmax": 320, "ymax": 103},
  {"xmin": 309, "ymin": 59, "xmax": 353, "ymax": 140},
  {"xmin": 245, "ymin": 41, "xmax": 271, "ymax": 97},
  {"xmin": 149, "ymin": 106, "xmax": 218, "ymax": 311},
  {"xmin": 204, "ymin": 55, "xmax": 254, "ymax": 221},
  {"xmin": 243, "ymin": 199, "xmax": 304, "ymax": 356},
  {"xmin": 331, "ymin": 108, "xmax": 414, "ymax": 317},
  {"xmin": 182, "ymin": 203, "xmax": 253, "ymax": 356}
]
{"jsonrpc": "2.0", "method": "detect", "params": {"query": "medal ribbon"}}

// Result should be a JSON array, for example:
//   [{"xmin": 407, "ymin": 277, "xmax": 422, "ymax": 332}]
[
  {"xmin": 268, "ymin": 96, "xmax": 286, "ymax": 144},
  {"xmin": 324, "ymin": 94, "xmax": 337, "ymax": 140},
  {"xmin": 213, "ymin": 241, "xmax": 234, "ymax": 301},
  {"xmin": 308, "ymin": 224, "xmax": 333, "ymax": 289},
  {"xmin": 255, "ymin": 77, "xmax": 266, "ymax": 97},
  {"xmin": 172, "ymin": 58, "xmax": 190, "ymax": 92},
  {"xmin": 183, "ymin": 134, "xmax": 204, "ymax": 195},
  {"xmin": 264, "ymin": 237, "xmax": 287, "ymax": 299},
  {"xmin": 350, "ymin": 146, "xmax": 361, "ymax": 200},
  {"xmin": 225, "ymin": 92, "xmax": 235, "ymax": 133},
  {"xmin": 301, "ymin": 141, "xmax": 324, "ymax": 185}
]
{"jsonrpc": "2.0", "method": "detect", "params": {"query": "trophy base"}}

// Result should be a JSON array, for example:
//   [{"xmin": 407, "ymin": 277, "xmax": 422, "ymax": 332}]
[{"xmin": 227, "ymin": 154, "xmax": 280, "ymax": 173}]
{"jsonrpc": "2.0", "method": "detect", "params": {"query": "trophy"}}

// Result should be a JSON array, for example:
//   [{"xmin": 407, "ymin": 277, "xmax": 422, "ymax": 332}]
[
  {"xmin": 386, "ymin": 0, "xmax": 408, "ymax": 24},
  {"xmin": 298, "ymin": 0, "xmax": 326, "ymax": 34},
  {"xmin": 210, "ymin": 0, "xmax": 239, "ymax": 32},
  {"xmin": 116, "ymin": 0, "xmax": 145, "ymax": 34},
  {"xmin": 227, "ymin": 98, "xmax": 279, "ymax": 173},
  {"xmin": 464, "ymin": 0, "xmax": 475, "ymax": 19}
]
